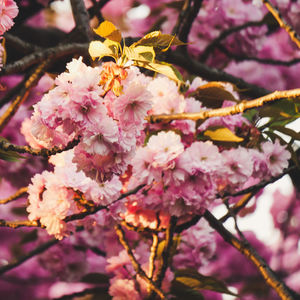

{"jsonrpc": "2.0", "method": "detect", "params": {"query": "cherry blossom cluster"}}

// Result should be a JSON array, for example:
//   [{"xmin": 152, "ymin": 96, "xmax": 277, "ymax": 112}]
[{"xmin": 23, "ymin": 57, "xmax": 291, "ymax": 239}]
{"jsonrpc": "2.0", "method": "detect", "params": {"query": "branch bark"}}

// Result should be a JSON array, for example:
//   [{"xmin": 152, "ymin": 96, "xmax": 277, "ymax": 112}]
[
  {"xmin": 147, "ymin": 88, "xmax": 300, "ymax": 123},
  {"xmin": 204, "ymin": 209, "xmax": 298, "ymax": 300}
]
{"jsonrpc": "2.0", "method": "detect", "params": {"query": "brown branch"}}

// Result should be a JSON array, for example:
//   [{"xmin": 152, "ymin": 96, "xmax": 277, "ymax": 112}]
[
  {"xmin": 120, "ymin": 220, "xmax": 163, "ymax": 234},
  {"xmin": 0, "ymin": 187, "xmax": 28, "ymax": 205},
  {"xmin": 154, "ymin": 216, "xmax": 177, "ymax": 288},
  {"xmin": 222, "ymin": 165, "xmax": 297, "ymax": 198},
  {"xmin": 0, "ymin": 238, "xmax": 59, "ymax": 276},
  {"xmin": 53, "ymin": 287, "xmax": 109, "ymax": 300},
  {"xmin": 0, "ymin": 59, "xmax": 51, "ymax": 133},
  {"xmin": 219, "ymin": 192, "xmax": 254, "ymax": 223},
  {"xmin": 0, "ymin": 136, "xmax": 81, "ymax": 157},
  {"xmin": 172, "ymin": 0, "xmax": 202, "ymax": 45},
  {"xmin": 148, "ymin": 233, "xmax": 159, "ymax": 280},
  {"xmin": 70, "ymin": 0, "xmax": 93, "ymax": 42},
  {"xmin": 203, "ymin": 209, "xmax": 297, "ymax": 300},
  {"xmin": 200, "ymin": 19, "xmax": 265, "ymax": 62},
  {"xmin": 0, "ymin": 220, "xmax": 40, "ymax": 229},
  {"xmin": 147, "ymin": 88, "xmax": 300, "ymax": 123},
  {"xmin": 218, "ymin": 44, "xmax": 300, "ymax": 66},
  {"xmin": 115, "ymin": 224, "xmax": 166, "ymax": 299},
  {"xmin": 165, "ymin": 50, "xmax": 270, "ymax": 98},
  {"xmin": 4, "ymin": 33, "xmax": 40, "ymax": 55},
  {"xmin": 263, "ymin": 0, "xmax": 300, "ymax": 49},
  {"xmin": 0, "ymin": 75, "xmax": 27, "ymax": 109},
  {"xmin": 0, "ymin": 43, "xmax": 88, "ymax": 76}
]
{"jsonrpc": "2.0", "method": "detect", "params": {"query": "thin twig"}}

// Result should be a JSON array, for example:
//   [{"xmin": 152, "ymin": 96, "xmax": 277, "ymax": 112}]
[
  {"xmin": 0, "ymin": 187, "xmax": 28, "ymax": 205},
  {"xmin": 0, "ymin": 238, "xmax": 59, "ymax": 275},
  {"xmin": 200, "ymin": 19, "xmax": 265, "ymax": 62},
  {"xmin": 219, "ymin": 192, "xmax": 254, "ymax": 223},
  {"xmin": 221, "ymin": 165, "xmax": 297, "ymax": 198},
  {"xmin": 0, "ymin": 136, "xmax": 81, "ymax": 157},
  {"xmin": 115, "ymin": 224, "xmax": 166, "ymax": 299},
  {"xmin": 204, "ymin": 209, "xmax": 297, "ymax": 300},
  {"xmin": 147, "ymin": 88, "xmax": 300, "ymax": 123},
  {"xmin": 263, "ymin": 0, "xmax": 300, "ymax": 49},
  {"xmin": 218, "ymin": 44, "xmax": 300, "ymax": 66},
  {"xmin": 0, "ymin": 59, "xmax": 50, "ymax": 133}
]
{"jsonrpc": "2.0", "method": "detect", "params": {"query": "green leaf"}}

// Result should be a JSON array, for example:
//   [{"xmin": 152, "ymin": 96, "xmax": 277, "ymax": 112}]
[
  {"xmin": 171, "ymin": 280, "xmax": 204, "ymax": 300},
  {"xmin": 93, "ymin": 20, "xmax": 122, "ymax": 43},
  {"xmin": 156, "ymin": 236, "xmax": 181, "ymax": 260},
  {"xmin": 189, "ymin": 82, "xmax": 237, "ymax": 108},
  {"xmin": 131, "ymin": 31, "xmax": 185, "ymax": 53},
  {"xmin": 81, "ymin": 273, "xmax": 110, "ymax": 284},
  {"xmin": 270, "ymin": 125, "xmax": 300, "ymax": 140},
  {"xmin": 0, "ymin": 149, "xmax": 25, "ymax": 162},
  {"xmin": 134, "ymin": 60, "xmax": 183, "ymax": 84},
  {"xmin": 204, "ymin": 127, "xmax": 244, "ymax": 142},
  {"xmin": 175, "ymin": 268, "xmax": 238, "ymax": 296},
  {"xmin": 88, "ymin": 40, "xmax": 120, "ymax": 61},
  {"xmin": 124, "ymin": 45, "xmax": 156, "ymax": 63}
]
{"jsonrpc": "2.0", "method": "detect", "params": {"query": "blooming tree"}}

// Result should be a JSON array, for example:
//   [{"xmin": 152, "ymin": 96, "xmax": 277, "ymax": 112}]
[{"xmin": 0, "ymin": 0, "xmax": 300, "ymax": 299}]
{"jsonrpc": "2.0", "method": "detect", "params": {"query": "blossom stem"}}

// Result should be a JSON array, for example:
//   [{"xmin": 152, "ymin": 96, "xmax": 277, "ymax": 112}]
[{"xmin": 148, "ymin": 89, "xmax": 300, "ymax": 123}]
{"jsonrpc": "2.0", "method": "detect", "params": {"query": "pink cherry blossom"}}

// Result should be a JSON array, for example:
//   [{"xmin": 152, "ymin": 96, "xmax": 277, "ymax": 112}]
[{"xmin": 0, "ymin": 0, "xmax": 18, "ymax": 35}]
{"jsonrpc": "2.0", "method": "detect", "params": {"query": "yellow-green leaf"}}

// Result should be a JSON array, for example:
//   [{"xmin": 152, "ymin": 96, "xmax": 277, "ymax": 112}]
[
  {"xmin": 204, "ymin": 127, "xmax": 243, "ymax": 142},
  {"xmin": 132, "ymin": 31, "xmax": 185, "ymax": 53},
  {"xmin": 124, "ymin": 45, "xmax": 156, "ymax": 63},
  {"xmin": 189, "ymin": 82, "xmax": 237, "ymax": 108},
  {"xmin": 271, "ymin": 125, "xmax": 300, "ymax": 140},
  {"xmin": 93, "ymin": 20, "xmax": 122, "ymax": 43},
  {"xmin": 134, "ymin": 60, "xmax": 183, "ymax": 84},
  {"xmin": 175, "ymin": 269, "xmax": 237, "ymax": 296},
  {"xmin": 88, "ymin": 40, "xmax": 118, "ymax": 61},
  {"xmin": 157, "ymin": 236, "xmax": 181, "ymax": 260}
]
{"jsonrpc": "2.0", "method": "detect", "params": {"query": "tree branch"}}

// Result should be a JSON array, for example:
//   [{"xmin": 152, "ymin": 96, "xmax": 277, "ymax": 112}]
[
  {"xmin": 0, "ymin": 187, "xmax": 28, "ymax": 205},
  {"xmin": 70, "ymin": 0, "xmax": 93, "ymax": 42},
  {"xmin": 172, "ymin": 0, "xmax": 202, "ymax": 46},
  {"xmin": 263, "ymin": 0, "xmax": 300, "ymax": 49},
  {"xmin": 115, "ymin": 224, "xmax": 166, "ymax": 299},
  {"xmin": 0, "ymin": 137, "xmax": 81, "ymax": 157},
  {"xmin": 203, "ymin": 209, "xmax": 298, "ymax": 300},
  {"xmin": 0, "ymin": 43, "xmax": 88, "ymax": 76},
  {"xmin": 147, "ymin": 88, "xmax": 300, "ymax": 123},
  {"xmin": 218, "ymin": 44, "xmax": 300, "ymax": 66},
  {"xmin": 0, "ymin": 238, "xmax": 59, "ymax": 276},
  {"xmin": 0, "ymin": 59, "xmax": 51, "ymax": 133},
  {"xmin": 200, "ymin": 19, "xmax": 265, "ymax": 62}
]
